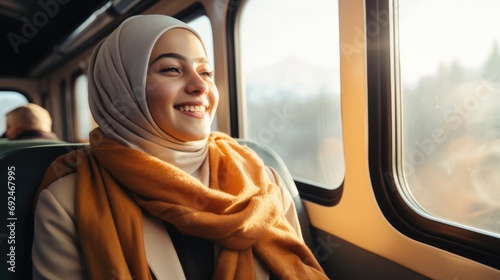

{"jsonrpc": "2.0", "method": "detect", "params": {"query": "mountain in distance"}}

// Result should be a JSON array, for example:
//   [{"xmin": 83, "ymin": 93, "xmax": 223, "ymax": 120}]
[{"xmin": 245, "ymin": 56, "xmax": 340, "ymax": 102}]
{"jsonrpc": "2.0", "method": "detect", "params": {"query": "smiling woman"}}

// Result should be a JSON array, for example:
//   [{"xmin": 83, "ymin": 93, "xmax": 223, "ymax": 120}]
[
  {"xmin": 70, "ymin": 14, "xmax": 217, "ymax": 143},
  {"xmin": 31, "ymin": 14, "xmax": 327, "ymax": 280}
]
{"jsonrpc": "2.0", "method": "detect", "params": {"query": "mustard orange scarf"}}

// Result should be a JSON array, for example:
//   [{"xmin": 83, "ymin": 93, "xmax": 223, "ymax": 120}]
[{"xmin": 37, "ymin": 129, "xmax": 328, "ymax": 280}]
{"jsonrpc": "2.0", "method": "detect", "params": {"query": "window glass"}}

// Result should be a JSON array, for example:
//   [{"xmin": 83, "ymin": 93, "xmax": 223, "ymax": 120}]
[
  {"xmin": 188, "ymin": 15, "xmax": 218, "ymax": 131},
  {"xmin": 398, "ymin": 0, "xmax": 500, "ymax": 236},
  {"xmin": 74, "ymin": 74, "xmax": 96, "ymax": 142},
  {"xmin": 0, "ymin": 91, "xmax": 29, "ymax": 136},
  {"xmin": 240, "ymin": 0, "xmax": 344, "ymax": 189}
]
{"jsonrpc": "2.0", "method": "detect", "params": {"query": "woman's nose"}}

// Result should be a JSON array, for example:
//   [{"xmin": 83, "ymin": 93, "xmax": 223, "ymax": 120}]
[{"xmin": 185, "ymin": 71, "xmax": 209, "ymax": 95}]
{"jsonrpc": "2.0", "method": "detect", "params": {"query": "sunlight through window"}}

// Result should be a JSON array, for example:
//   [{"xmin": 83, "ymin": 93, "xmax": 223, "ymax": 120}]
[
  {"xmin": 398, "ymin": 0, "xmax": 500, "ymax": 237},
  {"xmin": 240, "ymin": 0, "xmax": 344, "ymax": 189}
]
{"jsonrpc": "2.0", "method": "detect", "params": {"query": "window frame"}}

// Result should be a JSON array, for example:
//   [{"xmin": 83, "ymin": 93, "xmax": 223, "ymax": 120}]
[
  {"xmin": 367, "ymin": 0, "xmax": 500, "ymax": 269},
  {"xmin": 174, "ymin": 2, "xmax": 206, "ymax": 24},
  {"xmin": 59, "ymin": 79, "xmax": 73, "ymax": 141},
  {"xmin": 71, "ymin": 70, "xmax": 96, "ymax": 143}
]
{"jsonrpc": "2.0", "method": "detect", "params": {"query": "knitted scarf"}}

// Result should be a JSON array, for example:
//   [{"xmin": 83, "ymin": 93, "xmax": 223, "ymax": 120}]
[{"xmin": 38, "ymin": 129, "xmax": 328, "ymax": 279}]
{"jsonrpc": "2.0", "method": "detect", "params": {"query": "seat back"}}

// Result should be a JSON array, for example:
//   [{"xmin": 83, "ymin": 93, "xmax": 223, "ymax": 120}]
[
  {"xmin": 236, "ymin": 139, "xmax": 314, "ymax": 250},
  {"xmin": 0, "ymin": 144, "xmax": 87, "ymax": 280},
  {"xmin": 0, "ymin": 139, "xmax": 66, "ymax": 156}
]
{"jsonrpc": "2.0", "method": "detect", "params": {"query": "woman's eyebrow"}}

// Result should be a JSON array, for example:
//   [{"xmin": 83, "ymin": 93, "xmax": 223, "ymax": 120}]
[{"xmin": 149, "ymin": 52, "xmax": 209, "ymax": 66}]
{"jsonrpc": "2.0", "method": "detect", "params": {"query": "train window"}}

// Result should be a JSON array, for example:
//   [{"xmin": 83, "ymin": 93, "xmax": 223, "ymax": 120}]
[
  {"xmin": 187, "ymin": 15, "xmax": 217, "ymax": 131},
  {"xmin": 239, "ymin": 0, "xmax": 344, "ymax": 189},
  {"xmin": 0, "ymin": 91, "xmax": 29, "ymax": 136},
  {"xmin": 60, "ymin": 79, "xmax": 72, "ymax": 140},
  {"xmin": 397, "ymin": 0, "xmax": 500, "ymax": 236},
  {"xmin": 73, "ymin": 73, "xmax": 96, "ymax": 142}
]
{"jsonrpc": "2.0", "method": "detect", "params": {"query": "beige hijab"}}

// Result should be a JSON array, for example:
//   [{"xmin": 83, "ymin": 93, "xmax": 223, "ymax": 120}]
[{"xmin": 87, "ymin": 15, "xmax": 210, "ymax": 176}]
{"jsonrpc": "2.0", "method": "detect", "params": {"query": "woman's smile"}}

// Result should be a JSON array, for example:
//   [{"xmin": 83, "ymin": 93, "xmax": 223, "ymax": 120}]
[{"xmin": 174, "ymin": 102, "xmax": 210, "ymax": 119}]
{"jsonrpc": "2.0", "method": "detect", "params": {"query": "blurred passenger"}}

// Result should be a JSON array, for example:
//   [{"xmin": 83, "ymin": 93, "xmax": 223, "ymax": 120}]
[{"xmin": 4, "ymin": 103, "xmax": 60, "ymax": 140}]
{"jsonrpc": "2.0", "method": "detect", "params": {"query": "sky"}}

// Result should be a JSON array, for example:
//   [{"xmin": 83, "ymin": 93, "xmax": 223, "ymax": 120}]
[
  {"xmin": 399, "ymin": 0, "xmax": 500, "ymax": 86},
  {"xmin": 239, "ymin": 0, "xmax": 340, "ymax": 73}
]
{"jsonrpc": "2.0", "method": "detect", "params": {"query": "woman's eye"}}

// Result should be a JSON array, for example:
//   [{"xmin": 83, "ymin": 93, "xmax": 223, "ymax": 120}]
[
  {"xmin": 160, "ymin": 66, "xmax": 180, "ymax": 73},
  {"xmin": 200, "ymin": 71, "xmax": 215, "ymax": 79}
]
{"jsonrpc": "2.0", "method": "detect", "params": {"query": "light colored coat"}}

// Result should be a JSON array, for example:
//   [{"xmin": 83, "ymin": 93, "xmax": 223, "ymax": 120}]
[{"xmin": 32, "ymin": 167, "xmax": 302, "ymax": 280}]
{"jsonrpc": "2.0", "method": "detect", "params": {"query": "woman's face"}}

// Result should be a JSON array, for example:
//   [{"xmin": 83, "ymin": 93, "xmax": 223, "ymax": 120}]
[{"xmin": 146, "ymin": 28, "xmax": 219, "ymax": 142}]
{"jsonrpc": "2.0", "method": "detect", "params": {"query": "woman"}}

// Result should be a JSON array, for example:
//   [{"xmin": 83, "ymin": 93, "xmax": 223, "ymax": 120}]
[{"xmin": 32, "ymin": 15, "xmax": 328, "ymax": 280}]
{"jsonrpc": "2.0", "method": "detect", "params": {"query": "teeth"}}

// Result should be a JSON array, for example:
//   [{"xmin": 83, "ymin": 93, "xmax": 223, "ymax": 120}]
[{"xmin": 179, "ymin": 105, "xmax": 206, "ymax": 113}]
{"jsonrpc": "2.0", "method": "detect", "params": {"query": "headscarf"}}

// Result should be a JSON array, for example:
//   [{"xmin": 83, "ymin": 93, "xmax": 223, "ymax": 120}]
[{"xmin": 87, "ymin": 15, "xmax": 210, "ymax": 175}]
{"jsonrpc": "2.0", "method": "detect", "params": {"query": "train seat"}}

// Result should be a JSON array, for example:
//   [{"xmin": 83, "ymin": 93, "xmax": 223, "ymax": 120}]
[
  {"xmin": 236, "ymin": 138, "xmax": 314, "ymax": 250},
  {"xmin": 0, "ymin": 143, "xmax": 86, "ymax": 280},
  {"xmin": 0, "ymin": 139, "xmax": 66, "ymax": 156}
]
